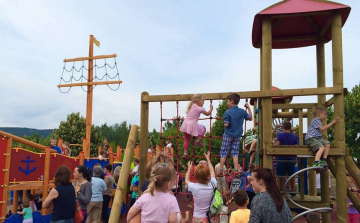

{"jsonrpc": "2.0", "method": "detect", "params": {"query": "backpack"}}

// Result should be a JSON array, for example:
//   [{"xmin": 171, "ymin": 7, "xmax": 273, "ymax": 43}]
[
  {"xmin": 206, "ymin": 181, "xmax": 223, "ymax": 222},
  {"xmin": 229, "ymin": 175, "xmax": 244, "ymax": 194}
]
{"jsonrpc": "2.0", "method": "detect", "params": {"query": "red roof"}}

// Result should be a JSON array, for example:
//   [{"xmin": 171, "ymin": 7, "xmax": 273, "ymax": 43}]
[{"xmin": 252, "ymin": 0, "xmax": 351, "ymax": 49}]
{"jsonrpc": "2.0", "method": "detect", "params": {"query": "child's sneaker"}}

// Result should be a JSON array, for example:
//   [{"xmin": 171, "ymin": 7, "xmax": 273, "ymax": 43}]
[
  {"xmin": 313, "ymin": 162, "xmax": 321, "ymax": 167},
  {"xmin": 320, "ymin": 160, "xmax": 328, "ymax": 167},
  {"xmin": 217, "ymin": 170, "xmax": 224, "ymax": 177},
  {"xmin": 234, "ymin": 170, "xmax": 240, "ymax": 176},
  {"xmin": 195, "ymin": 140, "xmax": 204, "ymax": 147}
]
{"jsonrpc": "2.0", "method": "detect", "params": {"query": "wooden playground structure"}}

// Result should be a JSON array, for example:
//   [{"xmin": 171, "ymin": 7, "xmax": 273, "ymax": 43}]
[{"xmin": 1, "ymin": 0, "xmax": 360, "ymax": 223}]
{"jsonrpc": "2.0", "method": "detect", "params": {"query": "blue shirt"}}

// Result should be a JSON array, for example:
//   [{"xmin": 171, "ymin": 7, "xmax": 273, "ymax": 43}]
[
  {"xmin": 223, "ymin": 106, "xmax": 250, "ymax": 138},
  {"xmin": 240, "ymin": 171, "xmax": 253, "ymax": 192},
  {"xmin": 276, "ymin": 132, "xmax": 298, "ymax": 160},
  {"xmin": 90, "ymin": 177, "xmax": 107, "ymax": 202},
  {"xmin": 305, "ymin": 118, "xmax": 323, "ymax": 140},
  {"xmin": 51, "ymin": 146, "xmax": 62, "ymax": 154}
]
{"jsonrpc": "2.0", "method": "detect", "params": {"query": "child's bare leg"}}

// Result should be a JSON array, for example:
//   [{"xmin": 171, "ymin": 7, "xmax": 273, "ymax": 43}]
[
  {"xmin": 314, "ymin": 147, "xmax": 325, "ymax": 161},
  {"xmin": 323, "ymin": 144, "xmax": 330, "ymax": 159},
  {"xmin": 219, "ymin": 157, "xmax": 226, "ymax": 173},
  {"xmin": 180, "ymin": 211, "xmax": 190, "ymax": 223},
  {"xmin": 279, "ymin": 178, "xmax": 285, "ymax": 192},
  {"xmin": 290, "ymin": 178, "xmax": 296, "ymax": 192},
  {"xmin": 233, "ymin": 156, "xmax": 239, "ymax": 171},
  {"xmin": 249, "ymin": 140, "xmax": 257, "ymax": 165}
]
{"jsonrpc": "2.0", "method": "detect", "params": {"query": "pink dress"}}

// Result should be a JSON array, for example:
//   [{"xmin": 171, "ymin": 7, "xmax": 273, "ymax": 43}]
[{"xmin": 180, "ymin": 104, "xmax": 205, "ymax": 136}]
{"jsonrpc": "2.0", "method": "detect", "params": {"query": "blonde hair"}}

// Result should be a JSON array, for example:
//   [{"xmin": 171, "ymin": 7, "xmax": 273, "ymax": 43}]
[
  {"xmin": 312, "ymin": 106, "xmax": 326, "ymax": 117},
  {"xmin": 145, "ymin": 154, "xmax": 175, "ymax": 179},
  {"xmin": 186, "ymin": 94, "xmax": 204, "ymax": 114},
  {"xmin": 148, "ymin": 163, "xmax": 174, "ymax": 196}
]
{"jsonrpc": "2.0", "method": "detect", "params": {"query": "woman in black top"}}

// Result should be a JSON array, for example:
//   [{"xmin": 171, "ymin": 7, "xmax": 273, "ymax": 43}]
[{"xmin": 43, "ymin": 166, "xmax": 75, "ymax": 223}]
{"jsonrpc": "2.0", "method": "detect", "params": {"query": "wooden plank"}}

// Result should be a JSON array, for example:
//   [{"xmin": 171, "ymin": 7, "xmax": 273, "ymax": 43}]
[
  {"xmin": 326, "ymin": 97, "xmax": 334, "ymax": 107},
  {"xmin": 63, "ymin": 54, "xmax": 117, "ymax": 62},
  {"xmin": 266, "ymin": 147, "xmax": 344, "ymax": 156},
  {"xmin": 319, "ymin": 18, "xmax": 332, "ymax": 38},
  {"xmin": 272, "ymin": 103, "xmax": 317, "ymax": 110},
  {"xmin": 304, "ymin": 16, "xmax": 320, "ymax": 34},
  {"xmin": 273, "ymin": 111, "xmax": 308, "ymax": 118},
  {"xmin": 273, "ymin": 35, "xmax": 317, "ymax": 43},
  {"xmin": 57, "ymin": 80, "xmax": 123, "ymax": 88},
  {"xmin": 41, "ymin": 147, "xmax": 51, "ymax": 215},
  {"xmin": 139, "ymin": 92, "xmax": 149, "ymax": 192},
  {"xmin": 142, "ymin": 87, "xmax": 343, "ymax": 102}
]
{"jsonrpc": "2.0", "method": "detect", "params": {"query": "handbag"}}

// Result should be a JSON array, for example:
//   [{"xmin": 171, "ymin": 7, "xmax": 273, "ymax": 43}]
[{"xmin": 74, "ymin": 200, "xmax": 84, "ymax": 223}]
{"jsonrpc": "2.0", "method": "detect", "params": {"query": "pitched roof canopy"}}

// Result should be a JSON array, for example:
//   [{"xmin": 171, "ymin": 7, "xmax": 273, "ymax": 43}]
[
  {"xmin": 252, "ymin": 0, "xmax": 351, "ymax": 49},
  {"xmin": 250, "ymin": 86, "xmax": 293, "ymax": 105}
]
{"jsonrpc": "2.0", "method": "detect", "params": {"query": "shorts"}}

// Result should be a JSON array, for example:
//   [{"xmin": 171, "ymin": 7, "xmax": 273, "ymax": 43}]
[
  {"xmin": 276, "ymin": 162, "xmax": 295, "ymax": 176},
  {"xmin": 192, "ymin": 217, "xmax": 207, "ymax": 223},
  {"xmin": 86, "ymin": 201, "xmax": 102, "ymax": 223},
  {"xmin": 305, "ymin": 137, "xmax": 330, "ymax": 152},
  {"xmin": 220, "ymin": 134, "xmax": 241, "ymax": 158}
]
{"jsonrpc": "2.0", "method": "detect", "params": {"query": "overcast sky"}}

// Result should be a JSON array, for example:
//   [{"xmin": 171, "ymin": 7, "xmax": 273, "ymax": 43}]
[{"xmin": 0, "ymin": 0, "xmax": 359, "ymax": 133}]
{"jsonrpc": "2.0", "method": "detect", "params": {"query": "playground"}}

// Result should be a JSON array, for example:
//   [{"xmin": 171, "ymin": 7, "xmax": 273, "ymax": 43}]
[{"xmin": 1, "ymin": 0, "xmax": 360, "ymax": 223}]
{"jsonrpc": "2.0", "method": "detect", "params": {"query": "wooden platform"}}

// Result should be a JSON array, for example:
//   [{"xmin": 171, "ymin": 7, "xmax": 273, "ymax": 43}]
[
  {"xmin": 265, "ymin": 146, "xmax": 345, "ymax": 156},
  {"xmin": 8, "ymin": 182, "xmax": 55, "ymax": 191},
  {"xmin": 286, "ymin": 195, "xmax": 333, "ymax": 209}
]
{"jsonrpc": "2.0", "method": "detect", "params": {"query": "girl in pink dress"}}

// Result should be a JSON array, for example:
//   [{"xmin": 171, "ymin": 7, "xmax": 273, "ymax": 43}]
[{"xmin": 180, "ymin": 94, "xmax": 213, "ymax": 159}]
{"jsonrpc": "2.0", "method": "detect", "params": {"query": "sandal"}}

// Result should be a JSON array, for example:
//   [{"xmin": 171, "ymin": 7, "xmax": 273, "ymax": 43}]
[
  {"xmin": 195, "ymin": 140, "xmax": 204, "ymax": 147},
  {"xmin": 217, "ymin": 170, "xmax": 224, "ymax": 177},
  {"xmin": 181, "ymin": 154, "xmax": 190, "ymax": 160}
]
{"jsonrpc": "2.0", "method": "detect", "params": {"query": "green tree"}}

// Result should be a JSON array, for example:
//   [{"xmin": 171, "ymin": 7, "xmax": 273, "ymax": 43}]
[
  {"xmin": 52, "ymin": 112, "xmax": 103, "ymax": 157},
  {"xmin": 327, "ymin": 84, "xmax": 360, "ymax": 157},
  {"xmin": 13, "ymin": 132, "xmax": 52, "ymax": 153},
  {"xmin": 99, "ymin": 121, "xmax": 131, "ymax": 149}
]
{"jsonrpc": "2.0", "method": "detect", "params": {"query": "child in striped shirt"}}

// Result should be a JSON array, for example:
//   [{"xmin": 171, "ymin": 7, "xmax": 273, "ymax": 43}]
[{"xmin": 305, "ymin": 106, "xmax": 339, "ymax": 167}]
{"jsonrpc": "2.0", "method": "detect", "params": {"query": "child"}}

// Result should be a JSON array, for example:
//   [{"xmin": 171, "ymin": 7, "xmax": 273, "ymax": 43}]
[
  {"xmin": 17, "ymin": 199, "xmax": 33, "ymax": 223},
  {"xmin": 275, "ymin": 121, "xmax": 298, "ymax": 193},
  {"xmin": 185, "ymin": 151, "xmax": 216, "ymax": 223},
  {"xmin": 218, "ymin": 93, "xmax": 252, "ymax": 177},
  {"xmin": 127, "ymin": 163, "xmax": 180, "ymax": 223},
  {"xmin": 305, "ymin": 106, "xmax": 339, "ymax": 167},
  {"xmin": 27, "ymin": 194, "xmax": 37, "ymax": 212},
  {"xmin": 245, "ymin": 128, "xmax": 257, "ymax": 168},
  {"xmin": 348, "ymin": 197, "xmax": 360, "ymax": 223},
  {"xmin": 103, "ymin": 138, "xmax": 110, "ymax": 157},
  {"xmin": 98, "ymin": 149, "xmax": 107, "ymax": 160},
  {"xmin": 305, "ymin": 212, "xmax": 320, "ymax": 223},
  {"xmin": 230, "ymin": 190, "xmax": 250, "ymax": 223},
  {"xmin": 130, "ymin": 158, "xmax": 140, "ymax": 176},
  {"xmin": 130, "ymin": 175, "xmax": 139, "ymax": 208},
  {"xmin": 180, "ymin": 94, "xmax": 213, "ymax": 159},
  {"xmin": 61, "ymin": 142, "xmax": 71, "ymax": 156},
  {"xmin": 50, "ymin": 138, "xmax": 62, "ymax": 154}
]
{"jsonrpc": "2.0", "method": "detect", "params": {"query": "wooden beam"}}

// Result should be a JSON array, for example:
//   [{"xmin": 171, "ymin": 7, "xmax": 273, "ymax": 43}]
[
  {"xmin": 266, "ymin": 146, "xmax": 344, "ymax": 156},
  {"xmin": 304, "ymin": 16, "xmax": 320, "ymax": 34},
  {"xmin": 41, "ymin": 147, "xmax": 51, "ymax": 215},
  {"xmin": 63, "ymin": 54, "xmax": 117, "ymax": 62},
  {"xmin": 141, "ymin": 87, "xmax": 343, "ymax": 102},
  {"xmin": 272, "ymin": 103, "xmax": 317, "ymax": 110},
  {"xmin": 273, "ymin": 35, "xmax": 317, "ymax": 43},
  {"xmin": 326, "ymin": 97, "xmax": 334, "ymax": 107},
  {"xmin": 109, "ymin": 125, "xmax": 138, "ymax": 223},
  {"xmin": 272, "ymin": 111, "xmax": 308, "ymax": 118},
  {"xmin": 319, "ymin": 18, "xmax": 332, "ymax": 37},
  {"xmin": 0, "ymin": 130, "xmax": 57, "ymax": 152},
  {"xmin": 57, "ymin": 80, "xmax": 123, "ymax": 88}
]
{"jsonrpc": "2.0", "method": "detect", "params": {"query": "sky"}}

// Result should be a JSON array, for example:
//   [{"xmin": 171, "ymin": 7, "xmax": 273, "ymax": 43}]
[{"xmin": 0, "ymin": 0, "xmax": 359, "ymax": 134}]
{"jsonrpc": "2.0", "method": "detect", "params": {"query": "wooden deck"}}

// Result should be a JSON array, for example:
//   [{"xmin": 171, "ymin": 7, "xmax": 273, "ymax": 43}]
[{"xmin": 286, "ymin": 195, "xmax": 332, "ymax": 209}]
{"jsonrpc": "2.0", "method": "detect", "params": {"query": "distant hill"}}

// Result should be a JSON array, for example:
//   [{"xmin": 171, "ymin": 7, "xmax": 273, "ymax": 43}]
[{"xmin": 0, "ymin": 127, "xmax": 53, "ymax": 138}]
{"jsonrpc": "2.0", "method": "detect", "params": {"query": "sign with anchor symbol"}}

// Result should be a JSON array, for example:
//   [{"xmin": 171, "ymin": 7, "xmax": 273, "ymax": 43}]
[{"xmin": 19, "ymin": 156, "xmax": 37, "ymax": 175}]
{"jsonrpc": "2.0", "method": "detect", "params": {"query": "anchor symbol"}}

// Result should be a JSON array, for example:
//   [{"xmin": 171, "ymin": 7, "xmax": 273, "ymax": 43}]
[{"xmin": 19, "ymin": 156, "xmax": 37, "ymax": 175}]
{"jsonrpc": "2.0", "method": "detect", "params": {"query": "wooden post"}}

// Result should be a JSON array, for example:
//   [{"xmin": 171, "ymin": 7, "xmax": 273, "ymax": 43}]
[
  {"xmin": 109, "ymin": 152, "xmax": 114, "ymax": 165},
  {"xmin": 82, "ymin": 138, "xmax": 87, "ymax": 158},
  {"xmin": 139, "ymin": 92, "xmax": 149, "ymax": 193},
  {"xmin": 299, "ymin": 158, "xmax": 305, "ymax": 199},
  {"xmin": 1, "ymin": 137, "xmax": 12, "ymax": 222},
  {"xmin": 41, "ymin": 147, "xmax": 51, "ymax": 215},
  {"xmin": 299, "ymin": 109, "xmax": 304, "ymax": 146},
  {"xmin": 98, "ymin": 146, "xmax": 102, "ymax": 156},
  {"xmin": 109, "ymin": 125, "xmax": 138, "ymax": 223},
  {"xmin": 79, "ymin": 151, "xmax": 84, "ymax": 166},
  {"xmin": 84, "ymin": 35, "xmax": 95, "ymax": 157},
  {"xmin": 116, "ymin": 145, "xmax": 121, "ymax": 162},
  {"xmin": 307, "ymin": 108, "xmax": 316, "ymax": 196},
  {"xmin": 135, "ymin": 145, "xmax": 140, "ymax": 159},
  {"xmin": 261, "ymin": 16, "xmax": 273, "ymax": 168},
  {"xmin": 332, "ymin": 12, "xmax": 347, "ymax": 223},
  {"xmin": 317, "ymin": 36, "xmax": 331, "ymax": 223},
  {"xmin": 156, "ymin": 145, "xmax": 160, "ymax": 156},
  {"xmin": 12, "ymin": 191, "xmax": 18, "ymax": 214},
  {"xmin": 58, "ymin": 138, "xmax": 63, "ymax": 147}
]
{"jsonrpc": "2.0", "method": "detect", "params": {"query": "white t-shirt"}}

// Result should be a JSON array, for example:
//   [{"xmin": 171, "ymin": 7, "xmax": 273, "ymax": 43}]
[
  {"xmin": 166, "ymin": 143, "xmax": 172, "ymax": 149},
  {"xmin": 133, "ymin": 165, "xmax": 139, "ymax": 175},
  {"xmin": 188, "ymin": 177, "xmax": 217, "ymax": 218},
  {"xmin": 148, "ymin": 148, "xmax": 152, "ymax": 153}
]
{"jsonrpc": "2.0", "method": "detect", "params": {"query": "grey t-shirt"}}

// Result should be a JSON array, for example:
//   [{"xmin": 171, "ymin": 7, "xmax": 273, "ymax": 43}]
[
  {"xmin": 249, "ymin": 191, "xmax": 292, "ymax": 223},
  {"xmin": 77, "ymin": 181, "xmax": 92, "ymax": 210}
]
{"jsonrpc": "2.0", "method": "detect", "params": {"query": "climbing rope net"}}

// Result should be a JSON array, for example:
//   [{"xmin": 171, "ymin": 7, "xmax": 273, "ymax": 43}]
[
  {"xmin": 59, "ymin": 58, "xmax": 121, "ymax": 93},
  {"xmin": 158, "ymin": 99, "xmax": 256, "ymax": 222}
]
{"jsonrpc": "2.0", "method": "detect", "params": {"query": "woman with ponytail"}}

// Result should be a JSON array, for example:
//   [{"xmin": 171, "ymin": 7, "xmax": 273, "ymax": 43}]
[
  {"xmin": 127, "ymin": 163, "xmax": 180, "ymax": 223},
  {"xmin": 249, "ymin": 167, "xmax": 291, "ymax": 223},
  {"xmin": 180, "ymin": 94, "xmax": 213, "ymax": 159},
  {"xmin": 73, "ymin": 165, "xmax": 92, "ymax": 223}
]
